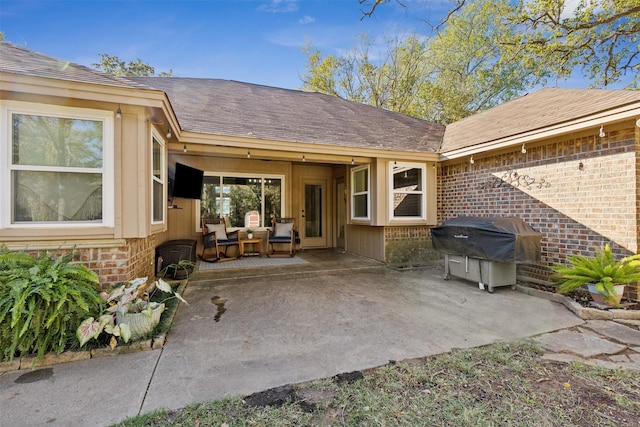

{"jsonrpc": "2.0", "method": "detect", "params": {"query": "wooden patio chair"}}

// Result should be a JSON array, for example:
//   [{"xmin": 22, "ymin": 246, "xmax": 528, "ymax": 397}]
[
  {"xmin": 200, "ymin": 217, "xmax": 239, "ymax": 262},
  {"xmin": 267, "ymin": 217, "xmax": 296, "ymax": 257}
]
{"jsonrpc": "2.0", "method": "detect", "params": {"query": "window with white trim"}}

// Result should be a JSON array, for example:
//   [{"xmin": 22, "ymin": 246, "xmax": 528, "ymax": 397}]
[
  {"xmin": 151, "ymin": 132, "xmax": 165, "ymax": 224},
  {"xmin": 389, "ymin": 162, "xmax": 426, "ymax": 220},
  {"xmin": 351, "ymin": 165, "xmax": 370, "ymax": 220},
  {"xmin": 2, "ymin": 102, "xmax": 114, "ymax": 227},
  {"xmin": 198, "ymin": 173, "xmax": 284, "ymax": 229}
]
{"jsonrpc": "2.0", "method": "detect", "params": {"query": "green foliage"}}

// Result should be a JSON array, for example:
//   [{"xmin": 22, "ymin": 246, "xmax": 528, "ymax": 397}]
[
  {"xmin": 420, "ymin": 0, "xmax": 541, "ymax": 123},
  {"xmin": 0, "ymin": 247, "xmax": 103, "ymax": 361},
  {"xmin": 159, "ymin": 259, "xmax": 195, "ymax": 279},
  {"xmin": 301, "ymin": 1, "xmax": 543, "ymax": 124},
  {"xmin": 551, "ymin": 244, "xmax": 640, "ymax": 305},
  {"xmin": 301, "ymin": 33, "xmax": 434, "ymax": 119},
  {"xmin": 362, "ymin": 0, "xmax": 639, "ymax": 89},
  {"xmin": 77, "ymin": 277, "xmax": 186, "ymax": 350},
  {"xmin": 92, "ymin": 53, "xmax": 173, "ymax": 77},
  {"xmin": 506, "ymin": 0, "xmax": 640, "ymax": 88}
]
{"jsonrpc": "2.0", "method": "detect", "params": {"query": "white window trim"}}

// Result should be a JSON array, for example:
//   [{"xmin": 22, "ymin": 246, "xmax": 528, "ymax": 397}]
[
  {"xmin": 195, "ymin": 172, "xmax": 286, "ymax": 232},
  {"xmin": 151, "ymin": 129, "xmax": 165, "ymax": 225},
  {"xmin": 0, "ymin": 101, "xmax": 114, "ymax": 228},
  {"xmin": 389, "ymin": 161, "xmax": 427, "ymax": 221},
  {"xmin": 351, "ymin": 164, "xmax": 370, "ymax": 221}
]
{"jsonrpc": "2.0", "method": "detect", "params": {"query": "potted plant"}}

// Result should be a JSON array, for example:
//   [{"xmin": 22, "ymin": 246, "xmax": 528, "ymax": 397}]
[
  {"xmin": 550, "ymin": 244, "xmax": 640, "ymax": 306},
  {"xmin": 77, "ymin": 277, "xmax": 187, "ymax": 350},
  {"xmin": 160, "ymin": 259, "xmax": 195, "ymax": 280},
  {"xmin": 247, "ymin": 229, "xmax": 254, "ymax": 239}
]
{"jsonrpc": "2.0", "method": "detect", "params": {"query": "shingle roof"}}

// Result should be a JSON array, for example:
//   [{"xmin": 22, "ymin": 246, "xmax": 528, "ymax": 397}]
[
  {"xmin": 0, "ymin": 42, "xmax": 149, "ymax": 90},
  {"xmin": 442, "ymin": 88, "xmax": 640, "ymax": 152},
  {"xmin": 130, "ymin": 77, "xmax": 444, "ymax": 153}
]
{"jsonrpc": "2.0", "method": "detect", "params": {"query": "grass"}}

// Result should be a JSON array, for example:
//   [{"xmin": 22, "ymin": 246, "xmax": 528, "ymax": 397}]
[{"xmin": 112, "ymin": 340, "xmax": 640, "ymax": 426}]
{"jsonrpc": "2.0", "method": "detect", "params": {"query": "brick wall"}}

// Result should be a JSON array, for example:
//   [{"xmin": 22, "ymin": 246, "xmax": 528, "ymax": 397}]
[
  {"xmin": 384, "ymin": 226, "xmax": 440, "ymax": 266},
  {"xmin": 439, "ymin": 126, "xmax": 639, "ymax": 299},
  {"xmin": 21, "ymin": 236, "xmax": 157, "ymax": 289}
]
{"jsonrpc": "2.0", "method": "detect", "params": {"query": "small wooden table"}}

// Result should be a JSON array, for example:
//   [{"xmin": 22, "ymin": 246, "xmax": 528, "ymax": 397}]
[{"xmin": 239, "ymin": 238, "xmax": 263, "ymax": 258}]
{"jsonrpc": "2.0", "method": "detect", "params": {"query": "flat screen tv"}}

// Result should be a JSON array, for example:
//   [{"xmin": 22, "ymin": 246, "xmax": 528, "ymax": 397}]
[{"xmin": 170, "ymin": 162, "xmax": 204, "ymax": 200}]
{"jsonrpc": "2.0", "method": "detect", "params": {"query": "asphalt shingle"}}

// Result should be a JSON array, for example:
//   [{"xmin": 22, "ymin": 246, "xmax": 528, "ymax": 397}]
[
  {"xmin": 442, "ymin": 88, "xmax": 640, "ymax": 152},
  {"xmin": 0, "ymin": 41, "xmax": 150, "ymax": 90},
  {"xmin": 131, "ymin": 77, "xmax": 444, "ymax": 153}
]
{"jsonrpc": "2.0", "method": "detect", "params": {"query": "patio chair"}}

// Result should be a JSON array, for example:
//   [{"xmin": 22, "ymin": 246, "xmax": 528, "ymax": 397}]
[
  {"xmin": 267, "ymin": 217, "xmax": 296, "ymax": 257},
  {"xmin": 200, "ymin": 217, "xmax": 239, "ymax": 262}
]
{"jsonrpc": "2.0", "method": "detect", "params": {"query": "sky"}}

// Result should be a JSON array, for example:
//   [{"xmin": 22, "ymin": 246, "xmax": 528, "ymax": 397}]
[
  {"xmin": 1, "ymin": 0, "xmax": 447, "ymax": 90},
  {"xmin": 0, "ymin": 0, "xmax": 633, "ymax": 91}
]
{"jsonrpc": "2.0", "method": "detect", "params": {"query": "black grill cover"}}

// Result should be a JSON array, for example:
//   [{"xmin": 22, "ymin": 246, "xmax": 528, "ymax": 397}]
[{"xmin": 431, "ymin": 216, "xmax": 542, "ymax": 264}]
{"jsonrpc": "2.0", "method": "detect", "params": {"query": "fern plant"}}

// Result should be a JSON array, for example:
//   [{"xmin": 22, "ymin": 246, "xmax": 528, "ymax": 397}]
[
  {"xmin": 550, "ymin": 244, "xmax": 640, "ymax": 305},
  {"xmin": 0, "ymin": 246, "xmax": 104, "ymax": 362}
]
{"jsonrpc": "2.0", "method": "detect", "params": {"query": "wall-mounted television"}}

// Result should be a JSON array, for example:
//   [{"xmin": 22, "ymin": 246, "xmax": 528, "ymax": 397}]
[{"xmin": 169, "ymin": 162, "xmax": 204, "ymax": 200}]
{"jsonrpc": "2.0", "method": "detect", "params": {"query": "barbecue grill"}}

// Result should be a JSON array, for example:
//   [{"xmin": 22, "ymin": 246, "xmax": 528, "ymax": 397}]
[{"xmin": 431, "ymin": 217, "xmax": 542, "ymax": 292}]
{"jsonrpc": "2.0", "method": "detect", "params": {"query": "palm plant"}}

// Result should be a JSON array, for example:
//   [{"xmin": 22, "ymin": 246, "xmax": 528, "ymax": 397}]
[{"xmin": 550, "ymin": 244, "xmax": 640, "ymax": 306}]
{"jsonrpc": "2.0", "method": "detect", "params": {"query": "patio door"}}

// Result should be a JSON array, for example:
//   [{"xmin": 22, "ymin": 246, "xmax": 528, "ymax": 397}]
[{"xmin": 301, "ymin": 179, "xmax": 327, "ymax": 248}]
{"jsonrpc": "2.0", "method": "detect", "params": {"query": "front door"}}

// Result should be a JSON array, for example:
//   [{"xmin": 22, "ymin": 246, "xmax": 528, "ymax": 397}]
[{"xmin": 301, "ymin": 179, "xmax": 327, "ymax": 248}]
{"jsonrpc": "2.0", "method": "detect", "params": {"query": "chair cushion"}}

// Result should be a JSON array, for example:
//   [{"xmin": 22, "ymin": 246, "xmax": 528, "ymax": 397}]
[
  {"xmin": 273, "ymin": 222, "xmax": 293, "ymax": 237},
  {"xmin": 206, "ymin": 223, "xmax": 227, "ymax": 240}
]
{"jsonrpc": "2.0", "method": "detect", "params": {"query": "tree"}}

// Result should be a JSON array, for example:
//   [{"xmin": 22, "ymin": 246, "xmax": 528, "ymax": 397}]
[
  {"xmin": 360, "ymin": 0, "xmax": 639, "ymax": 88},
  {"xmin": 419, "ymin": 0, "xmax": 544, "ymax": 123},
  {"xmin": 301, "ymin": 34, "xmax": 432, "ymax": 118},
  {"xmin": 507, "ymin": 0, "xmax": 639, "ymax": 87},
  {"xmin": 303, "ymin": 1, "xmax": 542, "ymax": 123},
  {"xmin": 92, "ymin": 53, "xmax": 173, "ymax": 77}
]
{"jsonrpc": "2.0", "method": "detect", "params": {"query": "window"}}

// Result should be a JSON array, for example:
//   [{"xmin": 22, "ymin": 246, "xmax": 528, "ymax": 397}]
[
  {"xmin": 351, "ymin": 165, "xmax": 370, "ymax": 220},
  {"xmin": 390, "ymin": 162, "xmax": 426, "ymax": 220},
  {"xmin": 198, "ymin": 174, "xmax": 284, "ymax": 228},
  {"xmin": 2, "ymin": 102, "xmax": 114, "ymax": 227},
  {"xmin": 151, "ymin": 132, "xmax": 165, "ymax": 223}
]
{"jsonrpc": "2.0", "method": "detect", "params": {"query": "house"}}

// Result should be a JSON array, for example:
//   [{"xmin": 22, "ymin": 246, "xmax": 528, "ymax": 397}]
[{"xmin": 1, "ymin": 42, "xmax": 639, "ymax": 300}]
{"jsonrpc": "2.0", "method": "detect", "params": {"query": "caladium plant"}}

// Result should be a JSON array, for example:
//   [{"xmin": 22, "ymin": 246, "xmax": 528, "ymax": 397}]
[{"xmin": 77, "ymin": 277, "xmax": 186, "ymax": 350}]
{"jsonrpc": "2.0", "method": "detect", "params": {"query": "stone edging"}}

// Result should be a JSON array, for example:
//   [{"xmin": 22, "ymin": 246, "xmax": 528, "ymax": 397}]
[
  {"xmin": 517, "ymin": 285, "xmax": 640, "ymax": 320},
  {"xmin": 0, "ymin": 279, "xmax": 187, "ymax": 374},
  {"xmin": 0, "ymin": 335, "xmax": 167, "ymax": 374}
]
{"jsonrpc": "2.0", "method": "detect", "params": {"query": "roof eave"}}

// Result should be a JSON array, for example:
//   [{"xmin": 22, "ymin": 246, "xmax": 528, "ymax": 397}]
[
  {"xmin": 0, "ymin": 72, "xmax": 181, "ymax": 138},
  {"xmin": 177, "ymin": 130, "xmax": 440, "ymax": 162},
  {"xmin": 440, "ymin": 103, "xmax": 640, "ymax": 160}
]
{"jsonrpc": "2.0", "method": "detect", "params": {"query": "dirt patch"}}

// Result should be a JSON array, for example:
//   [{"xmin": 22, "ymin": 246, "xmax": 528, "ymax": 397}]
[
  {"xmin": 334, "ymin": 370, "xmax": 364, "ymax": 383},
  {"xmin": 243, "ymin": 384, "xmax": 297, "ymax": 408}
]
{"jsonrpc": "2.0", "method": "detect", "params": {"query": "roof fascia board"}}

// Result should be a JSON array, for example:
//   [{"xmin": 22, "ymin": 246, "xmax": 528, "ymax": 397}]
[
  {"xmin": 1, "ymin": 72, "xmax": 180, "ymax": 138},
  {"xmin": 179, "ymin": 131, "xmax": 439, "ymax": 161},
  {"xmin": 441, "ymin": 104, "xmax": 640, "ymax": 160},
  {"xmin": 168, "ymin": 142, "xmax": 373, "ymax": 164},
  {"xmin": 1, "ymin": 73, "xmax": 167, "ymax": 106}
]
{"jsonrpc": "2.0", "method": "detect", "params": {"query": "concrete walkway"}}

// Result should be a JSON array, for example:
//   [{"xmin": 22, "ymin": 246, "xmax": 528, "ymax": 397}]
[{"xmin": 1, "ymin": 252, "xmax": 637, "ymax": 426}]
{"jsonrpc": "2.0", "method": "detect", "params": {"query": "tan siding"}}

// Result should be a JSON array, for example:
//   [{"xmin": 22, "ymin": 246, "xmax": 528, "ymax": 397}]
[{"xmin": 346, "ymin": 225, "xmax": 385, "ymax": 261}]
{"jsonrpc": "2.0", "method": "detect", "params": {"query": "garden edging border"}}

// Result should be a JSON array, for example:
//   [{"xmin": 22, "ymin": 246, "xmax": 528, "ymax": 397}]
[{"xmin": 517, "ymin": 285, "xmax": 640, "ymax": 320}]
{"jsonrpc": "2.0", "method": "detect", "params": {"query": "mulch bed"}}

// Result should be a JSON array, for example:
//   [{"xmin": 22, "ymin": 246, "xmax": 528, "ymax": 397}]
[{"xmin": 527, "ymin": 283, "xmax": 640, "ymax": 310}]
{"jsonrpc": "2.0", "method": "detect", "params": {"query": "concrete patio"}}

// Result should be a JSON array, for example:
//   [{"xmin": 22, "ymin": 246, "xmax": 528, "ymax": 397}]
[{"xmin": 0, "ymin": 251, "xmax": 586, "ymax": 426}]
